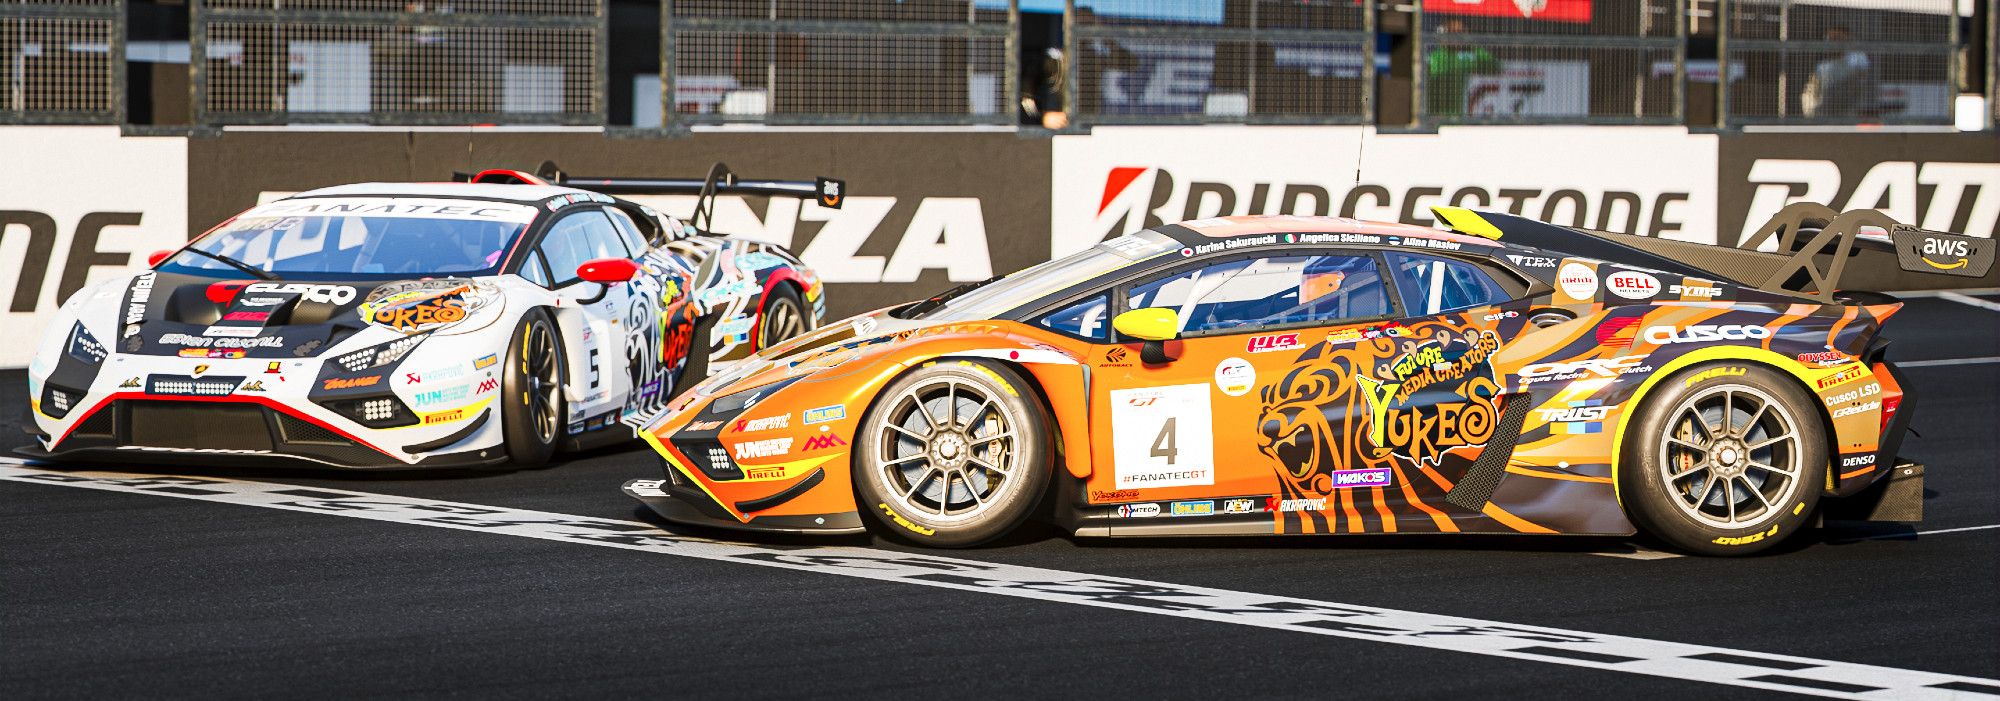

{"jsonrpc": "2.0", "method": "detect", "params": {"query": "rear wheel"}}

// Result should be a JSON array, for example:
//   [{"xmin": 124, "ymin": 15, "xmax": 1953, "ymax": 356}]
[
  {"xmin": 1622, "ymin": 363, "xmax": 1825, "ymax": 555},
  {"xmin": 757, "ymin": 284, "xmax": 810, "ymax": 351},
  {"xmin": 853, "ymin": 360, "xmax": 1050, "ymax": 547},
  {"xmin": 502, "ymin": 310, "xmax": 564, "ymax": 466}
]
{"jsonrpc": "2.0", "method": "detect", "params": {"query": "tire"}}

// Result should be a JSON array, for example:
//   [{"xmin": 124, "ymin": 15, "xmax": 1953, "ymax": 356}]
[
  {"xmin": 757, "ymin": 284, "xmax": 810, "ymax": 351},
  {"xmin": 1621, "ymin": 362, "xmax": 1826, "ymax": 556},
  {"xmin": 501, "ymin": 310, "xmax": 565, "ymax": 466},
  {"xmin": 853, "ymin": 359, "xmax": 1052, "ymax": 547}
]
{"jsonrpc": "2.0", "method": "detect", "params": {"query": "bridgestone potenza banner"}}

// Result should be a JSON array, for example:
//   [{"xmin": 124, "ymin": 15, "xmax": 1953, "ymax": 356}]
[{"xmin": 1049, "ymin": 126, "xmax": 1721, "ymax": 257}]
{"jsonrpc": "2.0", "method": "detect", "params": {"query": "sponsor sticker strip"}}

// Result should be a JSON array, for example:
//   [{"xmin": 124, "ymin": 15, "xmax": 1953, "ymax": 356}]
[{"xmin": 2, "ymin": 463, "xmax": 1992, "ymax": 701}]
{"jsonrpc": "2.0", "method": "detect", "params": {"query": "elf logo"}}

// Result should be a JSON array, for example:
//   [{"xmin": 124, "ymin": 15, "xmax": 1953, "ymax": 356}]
[{"xmin": 1643, "ymin": 324, "xmax": 1773, "ymax": 345}]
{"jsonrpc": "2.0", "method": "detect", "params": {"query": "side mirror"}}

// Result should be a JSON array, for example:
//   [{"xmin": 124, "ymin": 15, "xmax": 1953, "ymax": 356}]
[
  {"xmin": 576, "ymin": 258, "xmax": 640, "ymax": 284},
  {"xmin": 146, "ymin": 249, "xmax": 174, "ymax": 267},
  {"xmin": 575, "ymin": 258, "xmax": 640, "ymax": 304},
  {"xmin": 1113, "ymin": 308, "xmax": 1182, "ymax": 364}
]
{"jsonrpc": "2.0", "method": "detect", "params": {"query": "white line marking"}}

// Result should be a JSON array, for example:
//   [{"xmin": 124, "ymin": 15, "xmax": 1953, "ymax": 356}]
[
  {"xmin": 1934, "ymin": 292, "xmax": 2000, "ymax": 313},
  {"xmin": 1586, "ymin": 546, "xmax": 1685, "ymax": 561},
  {"xmin": 1840, "ymin": 523, "xmax": 2000, "ymax": 542},
  {"xmin": 4, "ymin": 463, "xmax": 1995, "ymax": 701},
  {"xmin": 1898, "ymin": 356, "xmax": 2000, "ymax": 368}
]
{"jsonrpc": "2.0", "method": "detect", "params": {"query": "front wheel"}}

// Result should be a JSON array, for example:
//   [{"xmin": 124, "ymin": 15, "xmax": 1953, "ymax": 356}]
[
  {"xmin": 1621, "ymin": 363, "xmax": 1825, "ymax": 555},
  {"xmin": 757, "ymin": 284, "xmax": 810, "ymax": 351},
  {"xmin": 853, "ymin": 360, "xmax": 1051, "ymax": 547},
  {"xmin": 501, "ymin": 310, "xmax": 565, "ymax": 466}
]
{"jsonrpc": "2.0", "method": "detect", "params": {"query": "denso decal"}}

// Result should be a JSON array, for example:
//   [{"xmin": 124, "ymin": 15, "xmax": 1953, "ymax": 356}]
[
  {"xmin": 1604, "ymin": 271, "xmax": 1661, "ymax": 300},
  {"xmin": 1246, "ymin": 332, "xmax": 1303, "ymax": 354},
  {"xmin": 1642, "ymin": 324, "xmax": 1772, "ymax": 345},
  {"xmin": 245, "ymin": 282, "xmax": 355, "ymax": 306}
]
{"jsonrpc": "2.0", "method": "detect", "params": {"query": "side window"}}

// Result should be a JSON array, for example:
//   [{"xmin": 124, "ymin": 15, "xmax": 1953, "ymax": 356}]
[
  {"xmin": 537, "ymin": 209, "xmax": 629, "ymax": 286},
  {"xmin": 1037, "ymin": 293, "xmax": 1110, "ymax": 341},
  {"xmin": 1388, "ymin": 252, "xmax": 1509, "ymax": 316},
  {"xmin": 1125, "ymin": 253, "xmax": 1391, "ymax": 335},
  {"xmin": 605, "ymin": 208, "xmax": 652, "ymax": 254},
  {"xmin": 520, "ymin": 249, "xmax": 553, "ymax": 287}
]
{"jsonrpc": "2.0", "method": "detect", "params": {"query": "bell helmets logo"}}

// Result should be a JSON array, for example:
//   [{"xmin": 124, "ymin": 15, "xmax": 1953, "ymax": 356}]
[
  {"xmin": 1643, "ymin": 324, "xmax": 1773, "ymax": 345},
  {"xmin": 1557, "ymin": 262, "xmax": 1598, "ymax": 300},
  {"xmin": 1604, "ymin": 271, "xmax": 1661, "ymax": 300}
]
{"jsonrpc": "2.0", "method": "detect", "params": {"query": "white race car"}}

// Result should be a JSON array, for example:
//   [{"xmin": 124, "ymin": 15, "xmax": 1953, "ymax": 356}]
[{"xmin": 23, "ymin": 166, "xmax": 835, "ymax": 468}]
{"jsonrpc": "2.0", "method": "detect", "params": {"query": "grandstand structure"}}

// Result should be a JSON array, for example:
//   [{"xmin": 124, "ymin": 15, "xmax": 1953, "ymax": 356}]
[{"xmin": 0, "ymin": 0, "xmax": 1987, "ymax": 130}]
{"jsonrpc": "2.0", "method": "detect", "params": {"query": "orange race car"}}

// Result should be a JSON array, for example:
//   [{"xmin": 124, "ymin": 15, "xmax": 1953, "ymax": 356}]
[{"xmin": 624, "ymin": 204, "xmax": 1994, "ymax": 554}]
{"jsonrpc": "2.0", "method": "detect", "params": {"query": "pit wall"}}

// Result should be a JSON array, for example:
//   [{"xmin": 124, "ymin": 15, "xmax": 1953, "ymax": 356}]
[{"xmin": 3, "ymin": 125, "xmax": 1996, "ymax": 367}]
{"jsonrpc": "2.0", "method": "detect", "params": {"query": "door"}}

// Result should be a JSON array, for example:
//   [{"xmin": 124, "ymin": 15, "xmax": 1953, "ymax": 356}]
[
  {"xmin": 1079, "ymin": 250, "xmax": 1404, "ymax": 526},
  {"xmin": 532, "ymin": 207, "xmax": 641, "ymax": 427}
]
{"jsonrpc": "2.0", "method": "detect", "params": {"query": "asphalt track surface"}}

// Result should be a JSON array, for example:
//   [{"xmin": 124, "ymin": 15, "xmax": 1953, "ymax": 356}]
[{"xmin": 5, "ymin": 295, "xmax": 1998, "ymax": 700}]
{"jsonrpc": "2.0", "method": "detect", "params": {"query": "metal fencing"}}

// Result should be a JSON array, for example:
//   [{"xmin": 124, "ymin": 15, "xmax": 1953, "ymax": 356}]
[
  {"xmin": 1720, "ymin": 0, "xmax": 1956, "ymax": 126},
  {"xmin": 664, "ymin": 0, "xmax": 1014, "ymax": 127},
  {"xmin": 1418, "ymin": 0, "xmax": 1682, "ymax": 126},
  {"xmin": 1069, "ymin": 0, "xmax": 1374, "ymax": 125},
  {"xmin": 192, "ymin": 0, "xmax": 604, "ymax": 126},
  {"xmin": 1, "ymin": 0, "xmax": 122, "ymax": 124}
]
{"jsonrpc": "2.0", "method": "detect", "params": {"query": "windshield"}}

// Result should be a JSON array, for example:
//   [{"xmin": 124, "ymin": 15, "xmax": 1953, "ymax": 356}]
[
  {"xmin": 918, "ymin": 230, "xmax": 1180, "ymax": 321},
  {"xmin": 161, "ymin": 197, "xmax": 537, "ymax": 278}
]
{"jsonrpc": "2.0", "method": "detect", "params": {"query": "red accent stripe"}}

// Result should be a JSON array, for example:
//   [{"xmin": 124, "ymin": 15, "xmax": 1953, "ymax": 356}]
[{"xmin": 750, "ymin": 267, "xmax": 805, "ymax": 352}]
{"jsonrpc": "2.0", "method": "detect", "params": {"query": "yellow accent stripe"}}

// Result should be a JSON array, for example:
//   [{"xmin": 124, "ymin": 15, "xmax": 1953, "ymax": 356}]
[
  {"xmin": 638, "ymin": 430, "xmax": 748, "ymax": 523},
  {"xmin": 1504, "ymin": 465, "xmax": 1614, "ymax": 484},
  {"xmin": 1431, "ymin": 205, "xmax": 1504, "ymax": 239}
]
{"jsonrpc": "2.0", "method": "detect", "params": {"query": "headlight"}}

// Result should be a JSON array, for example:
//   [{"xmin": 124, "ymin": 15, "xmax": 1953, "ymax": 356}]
[
  {"xmin": 65, "ymin": 323, "xmax": 107, "ymax": 365},
  {"xmin": 332, "ymin": 332, "xmax": 431, "ymax": 373}
]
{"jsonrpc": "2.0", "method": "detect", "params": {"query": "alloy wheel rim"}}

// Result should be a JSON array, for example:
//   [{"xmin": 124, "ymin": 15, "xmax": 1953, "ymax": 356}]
[
  {"xmin": 764, "ymin": 299, "xmax": 804, "ymax": 344},
  {"xmin": 1658, "ymin": 383, "xmax": 1803, "ymax": 529},
  {"xmin": 874, "ymin": 376, "xmax": 1018, "ymax": 524},
  {"xmin": 525, "ymin": 324, "xmax": 560, "ymax": 443}
]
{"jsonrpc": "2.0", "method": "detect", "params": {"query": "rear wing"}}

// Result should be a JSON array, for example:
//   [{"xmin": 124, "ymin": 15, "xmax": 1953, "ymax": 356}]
[
  {"xmin": 454, "ymin": 161, "xmax": 844, "ymax": 232},
  {"xmin": 1433, "ymin": 204, "xmax": 1997, "ymax": 301}
]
